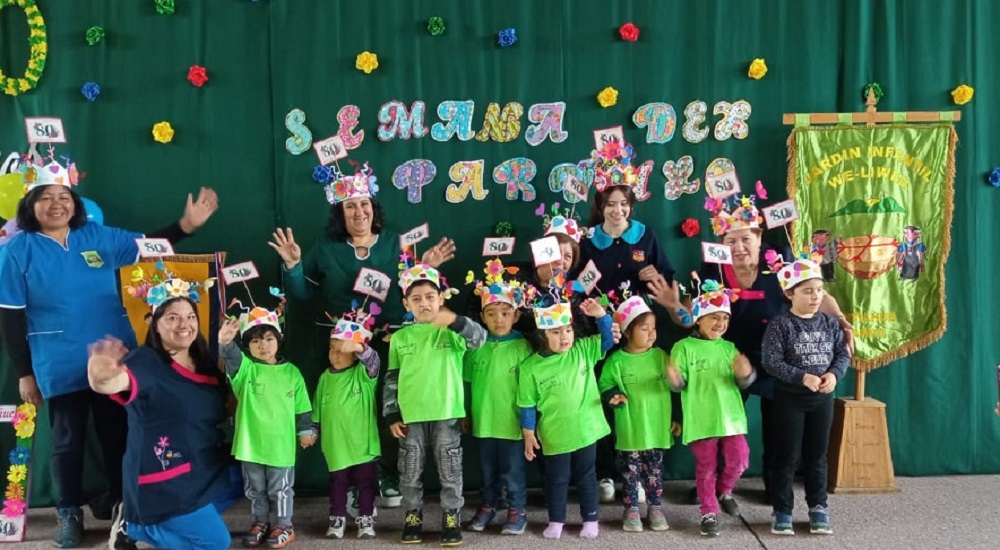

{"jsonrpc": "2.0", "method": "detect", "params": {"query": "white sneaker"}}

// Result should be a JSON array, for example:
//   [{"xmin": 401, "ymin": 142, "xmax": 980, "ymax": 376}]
[
  {"xmin": 326, "ymin": 516, "xmax": 346, "ymax": 539},
  {"xmin": 356, "ymin": 515, "xmax": 376, "ymax": 539},
  {"xmin": 637, "ymin": 483, "xmax": 647, "ymax": 504},
  {"xmin": 598, "ymin": 478, "xmax": 616, "ymax": 503}
]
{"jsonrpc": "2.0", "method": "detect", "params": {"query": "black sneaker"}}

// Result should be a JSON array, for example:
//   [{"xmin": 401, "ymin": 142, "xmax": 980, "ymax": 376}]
[
  {"xmin": 700, "ymin": 513, "xmax": 719, "ymax": 537},
  {"xmin": 718, "ymin": 494, "xmax": 740, "ymax": 516},
  {"xmin": 90, "ymin": 493, "xmax": 113, "ymax": 521},
  {"xmin": 401, "ymin": 509, "xmax": 423, "ymax": 544},
  {"xmin": 55, "ymin": 507, "xmax": 83, "ymax": 548},
  {"xmin": 441, "ymin": 509, "xmax": 463, "ymax": 547},
  {"xmin": 108, "ymin": 501, "xmax": 139, "ymax": 550}
]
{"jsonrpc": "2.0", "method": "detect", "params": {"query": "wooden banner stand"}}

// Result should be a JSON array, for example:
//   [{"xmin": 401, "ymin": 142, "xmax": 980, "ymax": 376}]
[{"xmin": 783, "ymin": 91, "xmax": 959, "ymax": 494}]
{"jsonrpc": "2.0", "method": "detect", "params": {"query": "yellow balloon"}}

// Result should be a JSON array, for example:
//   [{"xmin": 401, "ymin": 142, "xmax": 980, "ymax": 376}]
[{"xmin": 0, "ymin": 173, "xmax": 25, "ymax": 220}]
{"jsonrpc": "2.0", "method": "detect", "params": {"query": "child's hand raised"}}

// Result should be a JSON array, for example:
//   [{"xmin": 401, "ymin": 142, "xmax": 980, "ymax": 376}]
[
  {"xmin": 334, "ymin": 340, "xmax": 364, "ymax": 354},
  {"xmin": 609, "ymin": 393, "xmax": 628, "ymax": 406},
  {"xmin": 432, "ymin": 307, "xmax": 458, "ymax": 328},
  {"xmin": 298, "ymin": 434, "xmax": 316, "ymax": 448},
  {"xmin": 579, "ymin": 298, "xmax": 607, "ymax": 318},
  {"xmin": 802, "ymin": 373, "xmax": 822, "ymax": 392},
  {"xmin": 218, "ymin": 317, "xmax": 240, "ymax": 346},
  {"xmin": 611, "ymin": 322, "xmax": 622, "ymax": 344}
]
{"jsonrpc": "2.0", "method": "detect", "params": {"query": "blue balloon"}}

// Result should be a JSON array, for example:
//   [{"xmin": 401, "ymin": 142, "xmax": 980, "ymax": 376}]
[{"xmin": 81, "ymin": 197, "xmax": 104, "ymax": 225}]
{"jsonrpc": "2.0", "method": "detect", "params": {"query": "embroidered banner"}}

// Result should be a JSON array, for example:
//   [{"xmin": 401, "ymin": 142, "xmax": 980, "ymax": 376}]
[{"xmin": 787, "ymin": 124, "xmax": 956, "ymax": 371}]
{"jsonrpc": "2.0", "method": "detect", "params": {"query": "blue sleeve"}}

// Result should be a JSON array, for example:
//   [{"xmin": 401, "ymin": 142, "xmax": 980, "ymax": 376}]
[
  {"xmin": 596, "ymin": 314, "xmax": 614, "ymax": 353},
  {"xmin": 519, "ymin": 407, "xmax": 537, "ymax": 430},
  {"xmin": 0, "ymin": 244, "xmax": 27, "ymax": 308},
  {"xmin": 102, "ymin": 225, "xmax": 144, "ymax": 269}
]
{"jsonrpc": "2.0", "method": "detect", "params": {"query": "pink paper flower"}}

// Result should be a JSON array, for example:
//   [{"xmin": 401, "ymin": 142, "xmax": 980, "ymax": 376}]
[{"xmin": 619, "ymin": 22, "xmax": 640, "ymax": 42}]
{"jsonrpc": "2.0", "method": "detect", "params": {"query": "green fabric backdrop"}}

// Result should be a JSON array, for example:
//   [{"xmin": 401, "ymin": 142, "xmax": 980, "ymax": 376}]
[{"xmin": 2, "ymin": 0, "xmax": 999, "ymax": 506}]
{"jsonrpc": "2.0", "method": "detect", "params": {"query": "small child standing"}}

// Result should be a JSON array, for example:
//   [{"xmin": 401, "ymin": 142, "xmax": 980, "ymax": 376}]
[
  {"xmin": 384, "ymin": 261, "xmax": 487, "ymax": 547},
  {"xmin": 312, "ymin": 303, "xmax": 382, "ymax": 540},
  {"xmin": 762, "ymin": 259, "xmax": 850, "ymax": 536},
  {"xmin": 666, "ymin": 281, "xmax": 755, "ymax": 537},
  {"xmin": 464, "ymin": 260, "xmax": 534, "ymax": 535},
  {"xmin": 219, "ymin": 303, "xmax": 314, "ymax": 549},
  {"xmin": 517, "ymin": 289, "xmax": 616, "ymax": 540},
  {"xmin": 599, "ymin": 295, "xmax": 679, "ymax": 533}
]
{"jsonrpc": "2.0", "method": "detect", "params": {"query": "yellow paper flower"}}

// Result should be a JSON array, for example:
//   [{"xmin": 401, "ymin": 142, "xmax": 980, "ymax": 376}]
[
  {"xmin": 15, "ymin": 403, "xmax": 35, "ymax": 421},
  {"xmin": 5, "ymin": 483, "xmax": 24, "ymax": 502},
  {"xmin": 14, "ymin": 420, "xmax": 34, "ymax": 439},
  {"xmin": 748, "ymin": 58, "xmax": 768, "ymax": 79},
  {"xmin": 355, "ymin": 52, "xmax": 379, "ymax": 74},
  {"xmin": 6, "ymin": 465, "xmax": 26, "ymax": 485},
  {"xmin": 597, "ymin": 86, "xmax": 618, "ymax": 108},
  {"xmin": 152, "ymin": 121, "xmax": 175, "ymax": 143},
  {"xmin": 951, "ymin": 84, "xmax": 974, "ymax": 105}
]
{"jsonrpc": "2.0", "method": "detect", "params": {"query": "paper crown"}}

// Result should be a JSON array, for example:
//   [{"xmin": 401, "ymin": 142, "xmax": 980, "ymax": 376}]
[
  {"xmin": 125, "ymin": 261, "xmax": 215, "ymax": 311},
  {"xmin": 397, "ymin": 250, "xmax": 457, "ymax": 298},
  {"xmin": 533, "ymin": 301, "xmax": 573, "ymax": 329},
  {"xmin": 228, "ymin": 287, "xmax": 287, "ymax": 336},
  {"xmin": 329, "ymin": 301, "xmax": 381, "ymax": 344},
  {"xmin": 704, "ymin": 194, "xmax": 764, "ymax": 236},
  {"xmin": 536, "ymin": 202, "xmax": 585, "ymax": 243},
  {"xmin": 764, "ymin": 249, "xmax": 824, "ymax": 290},
  {"xmin": 614, "ymin": 295, "xmax": 652, "ymax": 332},
  {"xmin": 530, "ymin": 270, "xmax": 580, "ymax": 329},
  {"xmin": 21, "ymin": 149, "xmax": 80, "ymax": 192},
  {"xmin": 466, "ymin": 259, "xmax": 535, "ymax": 308},
  {"xmin": 324, "ymin": 162, "xmax": 379, "ymax": 205},
  {"xmin": 691, "ymin": 279, "xmax": 739, "ymax": 321},
  {"xmin": 581, "ymin": 140, "xmax": 650, "ymax": 198}
]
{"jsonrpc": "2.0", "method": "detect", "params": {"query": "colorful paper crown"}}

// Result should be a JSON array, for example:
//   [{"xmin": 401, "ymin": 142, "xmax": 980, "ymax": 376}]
[
  {"xmin": 691, "ymin": 279, "xmax": 739, "ymax": 321},
  {"xmin": 397, "ymin": 249, "xmax": 457, "ymax": 298},
  {"xmin": 536, "ymin": 202, "xmax": 585, "ymax": 243},
  {"xmin": 229, "ymin": 288, "xmax": 287, "ymax": 336},
  {"xmin": 704, "ymin": 194, "xmax": 764, "ymax": 236},
  {"xmin": 324, "ymin": 162, "xmax": 379, "ymax": 205},
  {"xmin": 765, "ymin": 249, "xmax": 824, "ymax": 290},
  {"xmin": 530, "ymin": 270, "xmax": 581, "ymax": 329},
  {"xmin": 614, "ymin": 295, "xmax": 652, "ymax": 332},
  {"xmin": 533, "ymin": 301, "xmax": 573, "ymax": 329},
  {"xmin": 125, "ymin": 261, "xmax": 215, "ymax": 311},
  {"xmin": 580, "ymin": 140, "xmax": 649, "ymax": 197},
  {"xmin": 21, "ymin": 148, "xmax": 80, "ymax": 192},
  {"xmin": 466, "ymin": 259, "xmax": 534, "ymax": 308},
  {"xmin": 329, "ymin": 301, "xmax": 381, "ymax": 345}
]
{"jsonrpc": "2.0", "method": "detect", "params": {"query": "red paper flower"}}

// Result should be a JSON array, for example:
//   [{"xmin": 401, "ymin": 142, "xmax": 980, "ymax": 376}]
[
  {"xmin": 619, "ymin": 22, "xmax": 640, "ymax": 42},
  {"xmin": 681, "ymin": 218, "xmax": 700, "ymax": 238},
  {"xmin": 187, "ymin": 65, "xmax": 208, "ymax": 87}
]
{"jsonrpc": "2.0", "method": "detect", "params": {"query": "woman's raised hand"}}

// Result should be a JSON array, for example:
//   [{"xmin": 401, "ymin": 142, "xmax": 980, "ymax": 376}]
[
  {"xmin": 268, "ymin": 228, "xmax": 302, "ymax": 269},
  {"xmin": 421, "ymin": 237, "xmax": 456, "ymax": 268}
]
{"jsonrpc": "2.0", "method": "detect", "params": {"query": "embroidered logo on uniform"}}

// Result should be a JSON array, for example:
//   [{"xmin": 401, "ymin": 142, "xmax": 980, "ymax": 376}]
[
  {"xmin": 286, "ymin": 389, "xmax": 295, "ymax": 398},
  {"xmin": 153, "ymin": 436, "xmax": 183, "ymax": 470},
  {"xmin": 632, "ymin": 249, "xmax": 645, "ymax": 263},
  {"xmin": 81, "ymin": 250, "xmax": 104, "ymax": 268},
  {"xmin": 508, "ymin": 365, "xmax": 519, "ymax": 374}
]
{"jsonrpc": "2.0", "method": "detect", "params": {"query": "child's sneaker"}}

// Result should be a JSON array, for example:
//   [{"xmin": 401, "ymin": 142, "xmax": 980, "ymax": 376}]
[
  {"xmin": 266, "ymin": 525, "xmax": 295, "ymax": 549},
  {"xmin": 356, "ymin": 515, "xmax": 376, "ymax": 539},
  {"xmin": 500, "ymin": 508, "xmax": 526, "ymax": 535},
  {"xmin": 699, "ymin": 513, "xmax": 719, "ymax": 537},
  {"xmin": 242, "ymin": 522, "xmax": 270, "ymax": 547},
  {"xmin": 467, "ymin": 506, "xmax": 495, "ymax": 531},
  {"xmin": 647, "ymin": 506, "xmax": 669, "ymax": 532},
  {"xmin": 598, "ymin": 478, "xmax": 616, "ymax": 503},
  {"xmin": 55, "ymin": 507, "xmax": 84, "ymax": 548},
  {"xmin": 809, "ymin": 506, "xmax": 833, "ymax": 535},
  {"xmin": 325, "ymin": 517, "xmax": 345, "ymax": 540},
  {"xmin": 401, "ymin": 509, "xmax": 423, "ymax": 544},
  {"xmin": 771, "ymin": 512, "xmax": 795, "ymax": 535},
  {"xmin": 622, "ymin": 507, "xmax": 643, "ymax": 532},
  {"xmin": 718, "ymin": 493, "xmax": 740, "ymax": 516},
  {"xmin": 379, "ymin": 473, "xmax": 403, "ymax": 508},
  {"xmin": 441, "ymin": 508, "xmax": 463, "ymax": 547}
]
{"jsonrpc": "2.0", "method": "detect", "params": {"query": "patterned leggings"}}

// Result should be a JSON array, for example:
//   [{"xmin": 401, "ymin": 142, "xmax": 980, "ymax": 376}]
[{"xmin": 618, "ymin": 449, "xmax": 664, "ymax": 508}]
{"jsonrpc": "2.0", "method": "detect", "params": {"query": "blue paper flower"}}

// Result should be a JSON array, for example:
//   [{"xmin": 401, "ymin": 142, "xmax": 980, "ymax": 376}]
[
  {"xmin": 9, "ymin": 446, "xmax": 30, "ymax": 466},
  {"xmin": 312, "ymin": 165, "xmax": 333, "ymax": 184},
  {"xmin": 81, "ymin": 81, "xmax": 101, "ymax": 102},
  {"xmin": 147, "ymin": 285, "xmax": 168, "ymax": 307},
  {"xmin": 988, "ymin": 167, "xmax": 1000, "ymax": 187},
  {"xmin": 498, "ymin": 28, "xmax": 517, "ymax": 48}
]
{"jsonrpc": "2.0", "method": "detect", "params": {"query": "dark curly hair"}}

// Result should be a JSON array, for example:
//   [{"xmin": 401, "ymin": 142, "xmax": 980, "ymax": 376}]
[
  {"xmin": 588, "ymin": 185, "xmax": 635, "ymax": 227},
  {"xmin": 145, "ymin": 297, "xmax": 222, "ymax": 383},
  {"xmin": 326, "ymin": 198, "xmax": 385, "ymax": 241},
  {"xmin": 15, "ymin": 186, "xmax": 88, "ymax": 233}
]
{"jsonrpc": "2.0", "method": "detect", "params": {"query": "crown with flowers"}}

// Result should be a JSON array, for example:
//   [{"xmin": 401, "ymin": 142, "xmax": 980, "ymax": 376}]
[
  {"xmin": 328, "ymin": 300, "xmax": 381, "ymax": 344},
  {"xmin": 228, "ymin": 287, "xmax": 286, "ymax": 336},
  {"xmin": 465, "ymin": 258, "xmax": 535, "ymax": 308},
  {"xmin": 125, "ymin": 261, "xmax": 216, "ymax": 311},
  {"xmin": 530, "ymin": 269, "xmax": 586, "ymax": 329},
  {"xmin": 20, "ymin": 147, "xmax": 81, "ymax": 192},
  {"xmin": 579, "ymin": 140, "xmax": 650, "ymax": 198},
  {"xmin": 322, "ymin": 161, "xmax": 379, "ymax": 205},
  {"xmin": 690, "ymin": 277, "xmax": 740, "ymax": 321},
  {"xmin": 704, "ymin": 194, "xmax": 764, "ymax": 236},
  {"xmin": 765, "ymin": 249, "xmax": 823, "ymax": 291},
  {"xmin": 612, "ymin": 283, "xmax": 653, "ymax": 332},
  {"xmin": 397, "ymin": 248, "xmax": 458, "ymax": 299},
  {"xmin": 538, "ymin": 202, "xmax": 586, "ymax": 244}
]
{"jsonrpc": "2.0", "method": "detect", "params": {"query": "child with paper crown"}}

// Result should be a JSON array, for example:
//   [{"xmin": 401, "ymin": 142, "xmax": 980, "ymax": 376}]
[
  {"xmin": 312, "ymin": 301, "xmax": 382, "ymax": 540},
  {"xmin": 462, "ymin": 259, "xmax": 535, "ymax": 535},
  {"xmin": 383, "ymin": 254, "xmax": 487, "ymax": 546},
  {"xmin": 598, "ymin": 289, "xmax": 680, "ymax": 533},
  {"xmin": 515, "ymin": 281, "xmax": 617, "ymax": 540},
  {"xmin": 666, "ymin": 278, "xmax": 756, "ymax": 537},
  {"xmin": 218, "ymin": 291, "xmax": 312, "ymax": 549},
  {"xmin": 761, "ymin": 257, "xmax": 850, "ymax": 536}
]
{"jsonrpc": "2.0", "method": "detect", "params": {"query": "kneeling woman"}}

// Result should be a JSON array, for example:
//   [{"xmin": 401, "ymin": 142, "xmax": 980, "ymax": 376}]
[{"xmin": 88, "ymin": 292, "xmax": 239, "ymax": 550}]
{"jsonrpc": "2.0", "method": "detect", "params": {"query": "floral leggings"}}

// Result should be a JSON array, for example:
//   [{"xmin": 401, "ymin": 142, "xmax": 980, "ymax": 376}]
[{"xmin": 618, "ymin": 449, "xmax": 664, "ymax": 508}]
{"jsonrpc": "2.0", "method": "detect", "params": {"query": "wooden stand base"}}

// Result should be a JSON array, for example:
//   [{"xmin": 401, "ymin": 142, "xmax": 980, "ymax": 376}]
[{"xmin": 828, "ymin": 397, "xmax": 900, "ymax": 493}]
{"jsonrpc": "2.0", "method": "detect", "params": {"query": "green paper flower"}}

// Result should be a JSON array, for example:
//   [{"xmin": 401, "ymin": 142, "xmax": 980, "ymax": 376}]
[
  {"xmin": 493, "ymin": 221, "xmax": 514, "ymax": 237},
  {"xmin": 155, "ymin": 0, "xmax": 175, "ymax": 15},
  {"xmin": 863, "ymin": 82, "xmax": 884, "ymax": 104},
  {"xmin": 427, "ymin": 17, "xmax": 445, "ymax": 36},
  {"xmin": 85, "ymin": 25, "xmax": 104, "ymax": 46}
]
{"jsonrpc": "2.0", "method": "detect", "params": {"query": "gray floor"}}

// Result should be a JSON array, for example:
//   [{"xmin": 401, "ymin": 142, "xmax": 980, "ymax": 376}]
[{"xmin": 19, "ymin": 475, "xmax": 1000, "ymax": 549}]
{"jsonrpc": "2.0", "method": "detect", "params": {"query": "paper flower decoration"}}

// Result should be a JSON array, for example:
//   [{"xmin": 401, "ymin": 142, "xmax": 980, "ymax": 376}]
[
  {"xmin": 427, "ymin": 16, "xmax": 445, "ymax": 36},
  {"xmin": 748, "ymin": 58, "xmax": 768, "ymax": 80},
  {"xmin": 355, "ymin": 52, "xmax": 379, "ymax": 74},
  {"xmin": 85, "ymin": 25, "xmax": 104, "ymax": 46},
  {"xmin": 312, "ymin": 165, "xmax": 334, "ymax": 184},
  {"xmin": 863, "ymin": 81, "xmax": 884, "ymax": 103},
  {"xmin": 988, "ymin": 167, "xmax": 1000, "ymax": 188},
  {"xmin": 81, "ymin": 81, "xmax": 101, "ymax": 102},
  {"xmin": 680, "ymin": 218, "xmax": 700, "ymax": 238},
  {"xmin": 951, "ymin": 84, "xmax": 974, "ymax": 105},
  {"xmin": 4, "ymin": 483, "xmax": 24, "ymax": 502},
  {"xmin": 187, "ymin": 65, "xmax": 208, "ymax": 87},
  {"xmin": 498, "ymin": 28, "xmax": 517, "ymax": 48},
  {"xmin": 2, "ymin": 498, "xmax": 25, "ymax": 517},
  {"xmin": 8, "ymin": 447, "xmax": 30, "ymax": 466},
  {"xmin": 619, "ymin": 22, "xmax": 639, "ymax": 42},
  {"xmin": 0, "ymin": 0, "xmax": 47, "ymax": 97},
  {"xmin": 155, "ymin": 0, "xmax": 175, "ymax": 15},
  {"xmin": 597, "ymin": 86, "xmax": 619, "ymax": 108},
  {"xmin": 493, "ymin": 221, "xmax": 514, "ymax": 237},
  {"xmin": 152, "ymin": 121, "xmax": 175, "ymax": 144}
]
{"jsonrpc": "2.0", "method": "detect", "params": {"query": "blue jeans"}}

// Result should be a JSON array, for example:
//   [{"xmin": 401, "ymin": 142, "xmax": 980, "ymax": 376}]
[
  {"xmin": 542, "ymin": 443, "xmax": 598, "ymax": 523},
  {"xmin": 476, "ymin": 437, "xmax": 527, "ymax": 510}
]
